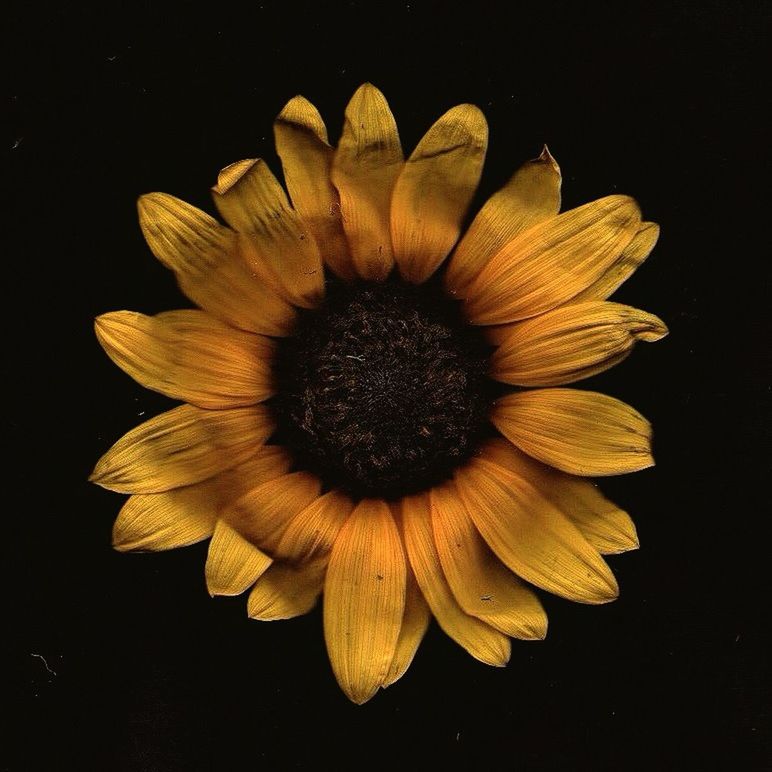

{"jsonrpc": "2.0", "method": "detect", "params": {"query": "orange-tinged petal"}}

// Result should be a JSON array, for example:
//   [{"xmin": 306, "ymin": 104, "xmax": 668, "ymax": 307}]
[
  {"xmin": 445, "ymin": 147, "xmax": 561, "ymax": 296},
  {"xmin": 324, "ymin": 499, "xmax": 406, "ymax": 704},
  {"xmin": 431, "ymin": 482, "xmax": 547, "ymax": 639},
  {"xmin": 464, "ymin": 195, "xmax": 641, "ymax": 324},
  {"xmin": 111, "ymin": 445, "xmax": 292, "ymax": 552},
  {"xmin": 573, "ymin": 221, "xmax": 660, "ymax": 302},
  {"xmin": 454, "ymin": 459, "xmax": 618, "ymax": 603},
  {"xmin": 224, "ymin": 472, "xmax": 322, "ymax": 552},
  {"xmin": 211, "ymin": 159, "xmax": 324, "ymax": 308},
  {"xmin": 401, "ymin": 492, "xmax": 511, "ymax": 666},
  {"xmin": 91, "ymin": 405, "xmax": 275, "ymax": 494},
  {"xmin": 491, "ymin": 389, "xmax": 653, "ymax": 476},
  {"xmin": 205, "ymin": 520, "xmax": 272, "ymax": 597},
  {"xmin": 248, "ymin": 557, "xmax": 327, "ymax": 621},
  {"xmin": 274, "ymin": 95, "xmax": 355, "ymax": 280},
  {"xmin": 331, "ymin": 83, "xmax": 403, "ymax": 280},
  {"xmin": 490, "ymin": 301, "xmax": 668, "ymax": 387},
  {"xmin": 273, "ymin": 489, "xmax": 355, "ymax": 563},
  {"xmin": 382, "ymin": 566, "xmax": 431, "ymax": 688},
  {"xmin": 479, "ymin": 439, "xmax": 639, "ymax": 554},
  {"xmin": 95, "ymin": 310, "xmax": 275, "ymax": 408},
  {"xmin": 391, "ymin": 104, "xmax": 487, "ymax": 284},
  {"xmin": 137, "ymin": 193, "xmax": 295, "ymax": 336}
]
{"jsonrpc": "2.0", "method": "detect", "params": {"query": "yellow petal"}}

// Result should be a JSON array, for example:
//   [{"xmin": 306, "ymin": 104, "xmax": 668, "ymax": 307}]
[
  {"xmin": 137, "ymin": 193, "xmax": 295, "ymax": 336},
  {"xmin": 91, "ymin": 405, "xmax": 275, "ymax": 494},
  {"xmin": 445, "ymin": 147, "xmax": 561, "ymax": 296},
  {"xmin": 431, "ymin": 482, "xmax": 547, "ymax": 639},
  {"xmin": 480, "ymin": 439, "xmax": 639, "ymax": 554},
  {"xmin": 273, "ymin": 489, "xmax": 355, "ymax": 562},
  {"xmin": 382, "ymin": 565, "xmax": 431, "ymax": 688},
  {"xmin": 205, "ymin": 520, "xmax": 272, "ymax": 597},
  {"xmin": 401, "ymin": 492, "xmax": 511, "ymax": 666},
  {"xmin": 572, "ymin": 221, "xmax": 660, "ymax": 302},
  {"xmin": 113, "ymin": 491, "xmax": 216, "ymax": 552},
  {"xmin": 455, "ymin": 459, "xmax": 618, "ymax": 603},
  {"xmin": 248, "ymin": 557, "xmax": 327, "ymax": 621},
  {"xmin": 95, "ymin": 310, "xmax": 275, "ymax": 408},
  {"xmin": 331, "ymin": 83, "xmax": 403, "ymax": 280},
  {"xmin": 490, "ymin": 301, "xmax": 668, "ymax": 387},
  {"xmin": 464, "ymin": 195, "xmax": 641, "ymax": 324},
  {"xmin": 274, "ymin": 95, "xmax": 355, "ymax": 280},
  {"xmin": 491, "ymin": 389, "xmax": 653, "ymax": 476},
  {"xmin": 391, "ymin": 104, "xmax": 487, "ymax": 284},
  {"xmin": 211, "ymin": 159, "xmax": 324, "ymax": 308},
  {"xmin": 224, "ymin": 472, "xmax": 322, "ymax": 552},
  {"xmin": 111, "ymin": 445, "xmax": 292, "ymax": 552},
  {"xmin": 323, "ymin": 499, "xmax": 406, "ymax": 704}
]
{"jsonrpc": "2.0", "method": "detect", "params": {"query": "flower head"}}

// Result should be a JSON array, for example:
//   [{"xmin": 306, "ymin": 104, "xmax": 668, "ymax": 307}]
[{"xmin": 92, "ymin": 84, "xmax": 666, "ymax": 704}]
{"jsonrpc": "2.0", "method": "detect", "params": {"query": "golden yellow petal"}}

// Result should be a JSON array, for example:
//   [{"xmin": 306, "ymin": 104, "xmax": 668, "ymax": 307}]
[
  {"xmin": 113, "ymin": 491, "xmax": 216, "ymax": 552},
  {"xmin": 323, "ymin": 499, "xmax": 406, "ymax": 704},
  {"xmin": 572, "ymin": 221, "xmax": 660, "ymax": 302},
  {"xmin": 464, "ymin": 195, "xmax": 641, "ymax": 324},
  {"xmin": 95, "ymin": 310, "xmax": 275, "ymax": 409},
  {"xmin": 137, "ymin": 193, "xmax": 295, "ymax": 336},
  {"xmin": 205, "ymin": 520, "xmax": 272, "ymax": 597},
  {"xmin": 455, "ymin": 460, "xmax": 618, "ymax": 604},
  {"xmin": 273, "ymin": 489, "xmax": 355, "ymax": 563},
  {"xmin": 382, "ymin": 565, "xmax": 431, "ymax": 688},
  {"xmin": 491, "ymin": 389, "xmax": 654, "ymax": 476},
  {"xmin": 223, "ymin": 472, "xmax": 322, "ymax": 552},
  {"xmin": 430, "ymin": 482, "xmax": 547, "ymax": 639},
  {"xmin": 331, "ymin": 83, "xmax": 403, "ymax": 280},
  {"xmin": 274, "ymin": 95, "xmax": 355, "ymax": 280},
  {"xmin": 445, "ymin": 146, "xmax": 561, "ymax": 296},
  {"xmin": 111, "ymin": 445, "xmax": 292, "ymax": 552},
  {"xmin": 248, "ymin": 557, "xmax": 327, "ymax": 621},
  {"xmin": 391, "ymin": 104, "xmax": 488, "ymax": 284},
  {"xmin": 479, "ymin": 439, "xmax": 639, "ymax": 554},
  {"xmin": 401, "ymin": 492, "xmax": 511, "ymax": 666},
  {"xmin": 211, "ymin": 159, "xmax": 324, "ymax": 308},
  {"xmin": 91, "ymin": 404, "xmax": 275, "ymax": 494},
  {"xmin": 490, "ymin": 301, "xmax": 668, "ymax": 387}
]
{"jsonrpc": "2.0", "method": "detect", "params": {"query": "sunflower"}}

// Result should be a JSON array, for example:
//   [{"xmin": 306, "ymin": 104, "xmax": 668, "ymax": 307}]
[{"xmin": 92, "ymin": 83, "xmax": 666, "ymax": 704}]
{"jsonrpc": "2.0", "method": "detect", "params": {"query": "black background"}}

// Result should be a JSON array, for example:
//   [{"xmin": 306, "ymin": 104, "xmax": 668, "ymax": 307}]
[{"xmin": 7, "ymin": 1, "xmax": 769, "ymax": 769}]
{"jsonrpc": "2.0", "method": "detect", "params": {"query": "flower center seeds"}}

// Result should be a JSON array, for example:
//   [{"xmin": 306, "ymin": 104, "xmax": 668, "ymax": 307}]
[{"xmin": 272, "ymin": 278, "xmax": 494, "ymax": 498}]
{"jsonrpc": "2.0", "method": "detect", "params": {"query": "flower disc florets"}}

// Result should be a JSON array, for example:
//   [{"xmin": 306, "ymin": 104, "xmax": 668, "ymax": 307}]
[{"xmin": 273, "ymin": 278, "xmax": 493, "ymax": 498}]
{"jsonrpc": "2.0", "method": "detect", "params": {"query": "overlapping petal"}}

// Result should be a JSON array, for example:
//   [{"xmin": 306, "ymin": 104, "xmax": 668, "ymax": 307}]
[
  {"xmin": 91, "ymin": 405, "xmax": 274, "ymax": 494},
  {"xmin": 445, "ymin": 147, "xmax": 561, "ymax": 296},
  {"xmin": 430, "ymin": 482, "xmax": 548, "ymax": 639},
  {"xmin": 391, "ymin": 104, "xmax": 487, "ymax": 283},
  {"xmin": 211, "ymin": 159, "xmax": 324, "ymax": 308},
  {"xmin": 205, "ymin": 520, "xmax": 272, "ymax": 596},
  {"xmin": 464, "ymin": 195, "xmax": 642, "ymax": 324},
  {"xmin": 323, "ymin": 499, "xmax": 406, "ymax": 704},
  {"xmin": 331, "ymin": 83, "xmax": 404, "ymax": 280},
  {"xmin": 490, "ymin": 301, "xmax": 668, "ymax": 386},
  {"xmin": 491, "ymin": 389, "xmax": 654, "ymax": 475},
  {"xmin": 95, "ymin": 310, "xmax": 275, "ymax": 408},
  {"xmin": 401, "ymin": 492, "xmax": 511, "ymax": 666},
  {"xmin": 112, "ymin": 446, "xmax": 291, "ymax": 551},
  {"xmin": 248, "ymin": 558, "xmax": 327, "ymax": 621},
  {"xmin": 274, "ymin": 95, "xmax": 355, "ymax": 280},
  {"xmin": 480, "ymin": 439, "xmax": 639, "ymax": 554},
  {"xmin": 455, "ymin": 456, "xmax": 619, "ymax": 604},
  {"xmin": 137, "ymin": 193, "xmax": 295, "ymax": 336}
]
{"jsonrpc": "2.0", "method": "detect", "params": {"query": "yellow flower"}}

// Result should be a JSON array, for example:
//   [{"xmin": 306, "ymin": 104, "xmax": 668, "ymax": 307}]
[{"xmin": 92, "ymin": 83, "xmax": 667, "ymax": 704}]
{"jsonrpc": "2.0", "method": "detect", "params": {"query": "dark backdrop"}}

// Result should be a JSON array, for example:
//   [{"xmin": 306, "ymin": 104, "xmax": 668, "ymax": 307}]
[{"xmin": 7, "ymin": 2, "xmax": 769, "ymax": 769}]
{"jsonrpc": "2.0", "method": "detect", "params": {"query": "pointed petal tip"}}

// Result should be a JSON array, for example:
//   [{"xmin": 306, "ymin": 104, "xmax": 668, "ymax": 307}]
[{"xmin": 538, "ymin": 144, "xmax": 560, "ymax": 170}]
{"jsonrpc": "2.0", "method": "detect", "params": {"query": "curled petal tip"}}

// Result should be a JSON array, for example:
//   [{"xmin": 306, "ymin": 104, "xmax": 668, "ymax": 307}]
[{"xmin": 212, "ymin": 159, "xmax": 258, "ymax": 195}]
